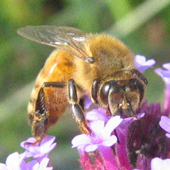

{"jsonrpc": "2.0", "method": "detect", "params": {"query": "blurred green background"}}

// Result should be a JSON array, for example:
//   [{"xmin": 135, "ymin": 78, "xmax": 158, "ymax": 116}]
[{"xmin": 0, "ymin": 0, "xmax": 170, "ymax": 169}]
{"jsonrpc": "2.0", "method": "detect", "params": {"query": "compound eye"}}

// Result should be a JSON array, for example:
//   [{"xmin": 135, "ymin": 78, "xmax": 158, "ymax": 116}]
[
  {"xmin": 100, "ymin": 81, "xmax": 119, "ymax": 105},
  {"xmin": 100, "ymin": 82, "xmax": 111, "ymax": 105}
]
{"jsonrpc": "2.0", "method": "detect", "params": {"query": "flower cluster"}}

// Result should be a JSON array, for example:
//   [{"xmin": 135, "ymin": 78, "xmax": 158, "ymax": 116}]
[
  {"xmin": 71, "ymin": 55, "xmax": 170, "ymax": 170},
  {"xmin": 0, "ymin": 136, "xmax": 56, "ymax": 170},
  {"xmin": 1, "ymin": 55, "xmax": 170, "ymax": 170}
]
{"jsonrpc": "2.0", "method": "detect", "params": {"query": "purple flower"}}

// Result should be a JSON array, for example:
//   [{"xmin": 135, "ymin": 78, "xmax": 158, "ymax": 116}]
[
  {"xmin": 155, "ymin": 63, "xmax": 170, "ymax": 80},
  {"xmin": 159, "ymin": 116, "xmax": 170, "ymax": 138},
  {"xmin": 134, "ymin": 54, "xmax": 156, "ymax": 72},
  {"xmin": 0, "ymin": 153, "xmax": 53, "ymax": 170},
  {"xmin": 151, "ymin": 157, "xmax": 170, "ymax": 170},
  {"xmin": 26, "ymin": 157, "xmax": 53, "ymax": 170},
  {"xmin": 125, "ymin": 62, "xmax": 170, "ymax": 169},
  {"xmin": 126, "ymin": 100, "xmax": 170, "ymax": 169},
  {"xmin": 84, "ymin": 95, "xmax": 93, "ymax": 109},
  {"xmin": 71, "ymin": 61, "xmax": 170, "ymax": 170},
  {"xmin": 72, "ymin": 112, "xmax": 123, "ymax": 170},
  {"xmin": 72, "ymin": 116, "xmax": 122, "ymax": 152},
  {"xmin": 155, "ymin": 63, "xmax": 170, "ymax": 114},
  {"xmin": 2, "ymin": 58, "xmax": 170, "ymax": 170},
  {"xmin": 0, "ymin": 152, "xmax": 27, "ymax": 170},
  {"xmin": 20, "ymin": 135, "xmax": 56, "ymax": 161},
  {"xmin": 0, "ymin": 136, "xmax": 56, "ymax": 170},
  {"xmin": 85, "ymin": 107, "xmax": 109, "ymax": 122}
]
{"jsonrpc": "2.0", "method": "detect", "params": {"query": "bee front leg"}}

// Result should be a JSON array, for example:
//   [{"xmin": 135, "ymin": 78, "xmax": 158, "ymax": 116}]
[
  {"xmin": 133, "ymin": 69, "xmax": 148, "ymax": 85},
  {"xmin": 68, "ymin": 79, "xmax": 92, "ymax": 135},
  {"xmin": 91, "ymin": 79, "xmax": 100, "ymax": 103}
]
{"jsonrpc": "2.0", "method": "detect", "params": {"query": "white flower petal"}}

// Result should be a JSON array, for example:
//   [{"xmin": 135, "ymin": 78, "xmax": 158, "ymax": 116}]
[
  {"xmin": 85, "ymin": 144, "xmax": 98, "ymax": 152},
  {"xmin": 71, "ymin": 134, "xmax": 92, "ymax": 148},
  {"xmin": 0, "ymin": 164, "xmax": 8, "ymax": 170},
  {"xmin": 102, "ymin": 136, "xmax": 117, "ymax": 147},
  {"xmin": 151, "ymin": 157, "xmax": 170, "ymax": 170},
  {"xmin": 6, "ymin": 152, "xmax": 21, "ymax": 169},
  {"xmin": 89, "ymin": 120, "xmax": 105, "ymax": 134},
  {"xmin": 104, "ymin": 116, "xmax": 122, "ymax": 136},
  {"xmin": 163, "ymin": 63, "xmax": 170, "ymax": 71}
]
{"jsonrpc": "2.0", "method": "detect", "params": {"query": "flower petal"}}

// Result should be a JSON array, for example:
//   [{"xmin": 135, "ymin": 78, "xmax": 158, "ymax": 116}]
[
  {"xmin": 0, "ymin": 164, "xmax": 8, "ymax": 170},
  {"xmin": 85, "ymin": 144, "xmax": 98, "ymax": 152},
  {"xmin": 151, "ymin": 157, "xmax": 170, "ymax": 170},
  {"xmin": 39, "ymin": 158, "xmax": 52, "ymax": 170},
  {"xmin": 86, "ymin": 107, "xmax": 109, "ymax": 122},
  {"xmin": 20, "ymin": 136, "xmax": 56, "ymax": 160},
  {"xmin": 166, "ymin": 133, "xmax": 170, "ymax": 138},
  {"xmin": 27, "ymin": 160, "xmax": 39, "ymax": 170},
  {"xmin": 88, "ymin": 120, "xmax": 105, "ymax": 135},
  {"xmin": 134, "ymin": 55, "xmax": 155, "ymax": 72},
  {"xmin": 6, "ymin": 152, "xmax": 20, "ymax": 168},
  {"xmin": 102, "ymin": 135, "xmax": 117, "ymax": 147},
  {"xmin": 159, "ymin": 116, "xmax": 170, "ymax": 134},
  {"xmin": 5, "ymin": 152, "xmax": 27, "ymax": 170},
  {"xmin": 39, "ymin": 136, "xmax": 56, "ymax": 154},
  {"xmin": 71, "ymin": 134, "xmax": 92, "ymax": 148},
  {"xmin": 104, "ymin": 116, "xmax": 122, "ymax": 137},
  {"xmin": 155, "ymin": 68, "xmax": 170, "ymax": 82},
  {"xmin": 163, "ymin": 63, "xmax": 170, "ymax": 71},
  {"xmin": 84, "ymin": 95, "xmax": 93, "ymax": 109}
]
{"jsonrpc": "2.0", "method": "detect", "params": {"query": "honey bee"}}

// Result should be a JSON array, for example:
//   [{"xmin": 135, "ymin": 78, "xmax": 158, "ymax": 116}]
[{"xmin": 17, "ymin": 26, "xmax": 148, "ymax": 143}]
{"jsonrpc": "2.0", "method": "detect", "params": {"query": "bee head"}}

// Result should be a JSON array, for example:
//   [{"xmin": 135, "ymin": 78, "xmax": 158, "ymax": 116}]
[{"xmin": 99, "ymin": 79, "xmax": 145, "ymax": 117}]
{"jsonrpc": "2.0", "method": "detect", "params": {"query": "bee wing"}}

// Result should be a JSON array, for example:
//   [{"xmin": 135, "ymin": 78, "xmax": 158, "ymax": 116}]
[{"xmin": 17, "ymin": 26, "xmax": 94, "ymax": 63}]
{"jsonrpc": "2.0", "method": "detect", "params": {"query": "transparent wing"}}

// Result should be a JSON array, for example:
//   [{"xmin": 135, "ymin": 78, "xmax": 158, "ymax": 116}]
[{"xmin": 17, "ymin": 26, "xmax": 94, "ymax": 62}]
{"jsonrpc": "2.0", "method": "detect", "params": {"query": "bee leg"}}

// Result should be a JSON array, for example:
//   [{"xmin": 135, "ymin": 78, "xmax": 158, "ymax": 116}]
[
  {"xmin": 91, "ymin": 79, "xmax": 100, "ymax": 103},
  {"xmin": 133, "ymin": 69, "xmax": 148, "ymax": 85},
  {"xmin": 32, "ymin": 82, "xmax": 66, "ymax": 143},
  {"xmin": 68, "ymin": 79, "xmax": 92, "ymax": 135}
]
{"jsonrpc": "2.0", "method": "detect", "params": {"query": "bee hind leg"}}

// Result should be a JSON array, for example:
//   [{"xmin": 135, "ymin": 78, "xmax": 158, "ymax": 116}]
[
  {"xmin": 31, "ymin": 82, "xmax": 66, "ymax": 144},
  {"xmin": 68, "ymin": 79, "xmax": 92, "ymax": 135}
]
